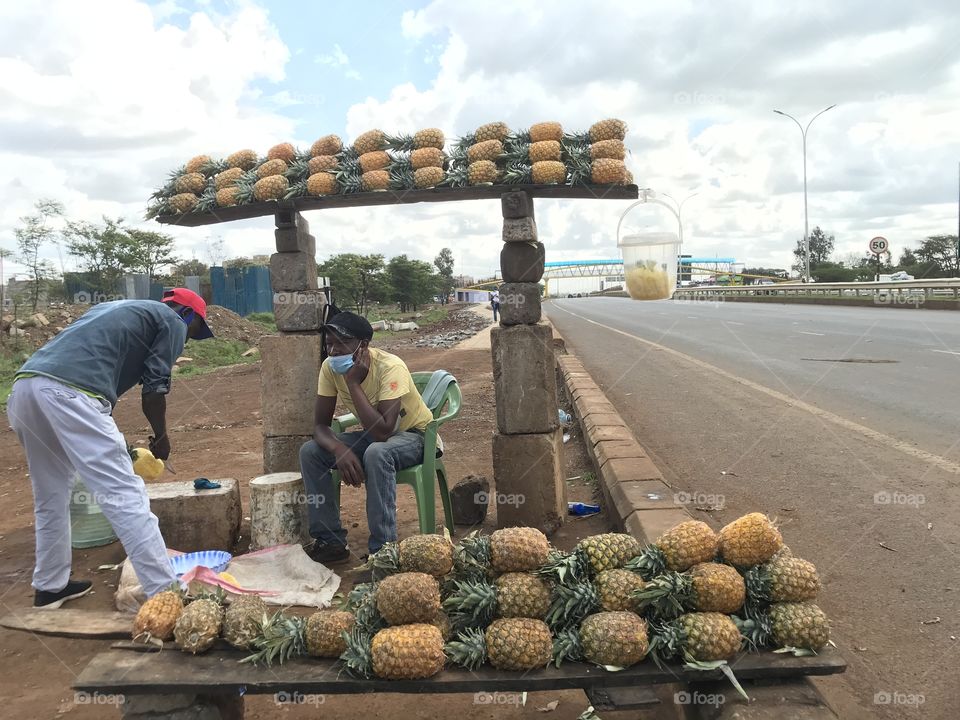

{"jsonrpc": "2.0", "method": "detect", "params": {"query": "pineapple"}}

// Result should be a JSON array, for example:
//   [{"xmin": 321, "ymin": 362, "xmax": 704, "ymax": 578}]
[
  {"xmin": 529, "ymin": 121, "xmax": 563, "ymax": 143},
  {"xmin": 308, "ymin": 155, "xmax": 339, "ymax": 174},
  {"xmin": 376, "ymin": 572, "xmax": 440, "ymax": 625},
  {"xmin": 174, "ymin": 598, "xmax": 223, "ymax": 654},
  {"xmin": 553, "ymin": 611, "xmax": 649, "ymax": 668},
  {"xmin": 590, "ymin": 139, "xmax": 626, "ymax": 160},
  {"xmin": 414, "ymin": 166, "xmax": 445, "ymax": 188},
  {"xmin": 595, "ymin": 569, "xmax": 645, "ymax": 612},
  {"xmin": 626, "ymin": 520, "xmax": 719, "ymax": 579},
  {"xmin": 364, "ymin": 535, "xmax": 455, "ymax": 579},
  {"xmin": 362, "ymin": 170, "xmax": 391, "ymax": 192},
  {"xmin": 185, "ymin": 155, "xmax": 212, "ymax": 174},
  {"xmin": 359, "ymin": 150, "xmax": 392, "ymax": 173},
  {"xmin": 342, "ymin": 624, "xmax": 446, "ymax": 679},
  {"xmin": 256, "ymin": 158, "xmax": 287, "ymax": 179},
  {"xmin": 226, "ymin": 149, "xmax": 258, "ymax": 170},
  {"xmin": 541, "ymin": 533, "xmax": 641, "ymax": 584},
  {"xmin": 430, "ymin": 609, "xmax": 453, "ymax": 641},
  {"xmin": 132, "ymin": 587, "xmax": 184, "ymax": 642},
  {"xmin": 467, "ymin": 160, "xmax": 498, "ymax": 185},
  {"xmin": 625, "ymin": 169, "xmax": 635, "ymax": 185},
  {"xmin": 253, "ymin": 175, "xmax": 289, "ymax": 201},
  {"xmin": 445, "ymin": 618, "xmax": 552, "ymax": 671},
  {"xmin": 222, "ymin": 594, "xmax": 267, "ymax": 650},
  {"xmin": 744, "ymin": 555, "xmax": 821, "ymax": 609},
  {"xmin": 648, "ymin": 612, "xmax": 742, "ymax": 666},
  {"xmin": 532, "ymin": 160, "xmax": 567, "ymax": 184},
  {"xmin": 591, "ymin": 158, "xmax": 627, "ymax": 184},
  {"xmin": 267, "ymin": 142, "xmax": 296, "ymax": 163},
  {"xmin": 634, "ymin": 562, "xmax": 746, "ymax": 618},
  {"xmin": 460, "ymin": 527, "xmax": 551, "ymax": 573},
  {"xmin": 719, "ymin": 513, "xmax": 783, "ymax": 567},
  {"xmin": 737, "ymin": 602, "xmax": 830, "ymax": 653},
  {"xmin": 467, "ymin": 139, "xmax": 504, "ymax": 163},
  {"xmin": 386, "ymin": 128, "xmax": 446, "ymax": 151},
  {"xmin": 570, "ymin": 119, "xmax": 627, "ymax": 143},
  {"xmin": 306, "ymin": 172, "xmax": 338, "ymax": 196},
  {"xmin": 411, "ymin": 147, "xmax": 445, "ymax": 170},
  {"xmin": 216, "ymin": 186, "xmax": 242, "ymax": 207},
  {"xmin": 311, "ymin": 134, "xmax": 343, "ymax": 157},
  {"xmin": 353, "ymin": 129, "xmax": 387, "ymax": 155},
  {"xmin": 214, "ymin": 167, "xmax": 244, "ymax": 191},
  {"xmin": 529, "ymin": 140, "xmax": 562, "ymax": 163},
  {"xmin": 242, "ymin": 610, "xmax": 307, "ymax": 666},
  {"xmin": 174, "ymin": 172, "xmax": 206, "ymax": 195},
  {"xmin": 474, "ymin": 122, "xmax": 510, "ymax": 143},
  {"xmin": 305, "ymin": 610, "xmax": 355, "ymax": 657},
  {"xmin": 168, "ymin": 193, "xmax": 199, "ymax": 215},
  {"xmin": 443, "ymin": 572, "xmax": 551, "ymax": 628}
]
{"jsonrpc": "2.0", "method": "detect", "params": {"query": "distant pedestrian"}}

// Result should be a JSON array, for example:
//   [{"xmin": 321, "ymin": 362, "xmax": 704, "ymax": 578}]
[{"xmin": 491, "ymin": 290, "xmax": 501, "ymax": 322}]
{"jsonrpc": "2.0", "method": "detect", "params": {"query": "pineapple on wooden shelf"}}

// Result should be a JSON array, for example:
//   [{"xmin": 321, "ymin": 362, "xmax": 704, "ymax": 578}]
[
  {"xmin": 445, "ymin": 617, "xmax": 553, "ymax": 671},
  {"xmin": 552, "ymin": 610, "xmax": 649, "ymax": 669},
  {"xmin": 341, "ymin": 624, "xmax": 446, "ymax": 679}
]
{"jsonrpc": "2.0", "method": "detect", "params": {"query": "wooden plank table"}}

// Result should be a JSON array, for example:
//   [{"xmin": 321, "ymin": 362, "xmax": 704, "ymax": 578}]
[{"xmin": 155, "ymin": 184, "xmax": 640, "ymax": 227}]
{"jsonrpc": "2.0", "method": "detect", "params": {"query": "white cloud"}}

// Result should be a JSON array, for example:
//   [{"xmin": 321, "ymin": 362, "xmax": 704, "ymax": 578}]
[{"xmin": 315, "ymin": 43, "xmax": 361, "ymax": 80}]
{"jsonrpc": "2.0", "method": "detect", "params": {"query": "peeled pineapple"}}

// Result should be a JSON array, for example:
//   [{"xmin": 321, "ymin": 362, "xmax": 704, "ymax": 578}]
[{"xmin": 130, "ymin": 447, "xmax": 164, "ymax": 481}]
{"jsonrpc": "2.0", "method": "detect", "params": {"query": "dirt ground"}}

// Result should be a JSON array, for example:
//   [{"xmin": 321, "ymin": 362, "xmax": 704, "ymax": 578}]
[{"xmin": 0, "ymin": 324, "xmax": 615, "ymax": 719}]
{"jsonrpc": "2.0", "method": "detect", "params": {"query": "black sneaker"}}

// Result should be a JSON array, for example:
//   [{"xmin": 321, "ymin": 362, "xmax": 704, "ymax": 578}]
[
  {"xmin": 34, "ymin": 579, "xmax": 93, "ymax": 609},
  {"xmin": 306, "ymin": 541, "xmax": 350, "ymax": 564}
]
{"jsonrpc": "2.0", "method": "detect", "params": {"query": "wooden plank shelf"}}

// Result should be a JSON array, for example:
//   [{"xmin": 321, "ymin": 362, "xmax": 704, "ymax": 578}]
[
  {"xmin": 74, "ymin": 646, "xmax": 845, "ymax": 696},
  {"xmin": 155, "ymin": 184, "xmax": 640, "ymax": 228}
]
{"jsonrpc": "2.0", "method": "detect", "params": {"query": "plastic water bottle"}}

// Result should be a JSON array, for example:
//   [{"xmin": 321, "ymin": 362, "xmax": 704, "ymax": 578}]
[
  {"xmin": 568, "ymin": 502, "xmax": 601, "ymax": 517},
  {"xmin": 558, "ymin": 409, "xmax": 572, "ymax": 425}
]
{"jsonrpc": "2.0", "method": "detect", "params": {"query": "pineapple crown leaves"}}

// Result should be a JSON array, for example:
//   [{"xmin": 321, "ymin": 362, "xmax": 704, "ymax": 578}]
[
  {"xmin": 455, "ymin": 532, "xmax": 492, "ymax": 571},
  {"xmin": 441, "ymin": 579, "xmax": 497, "ymax": 628},
  {"xmin": 234, "ymin": 179, "xmax": 255, "ymax": 205},
  {"xmin": 645, "ymin": 618, "xmax": 686, "ymax": 669},
  {"xmin": 502, "ymin": 161, "xmax": 533, "ymax": 185},
  {"xmin": 358, "ymin": 542, "xmax": 401, "ymax": 578},
  {"xmin": 551, "ymin": 626, "xmax": 583, "ymax": 668},
  {"xmin": 195, "ymin": 181, "xmax": 218, "ymax": 213},
  {"xmin": 284, "ymin": 180, "xmax": 308, "ymax": 200},
  {"xmin": 440, "ymin": 164, "xmax": 470, "ymax": 187},
  {"xmin": 383, "ymin": 132, "xmax": 416, "ymax": 153},
  {"xmin": 200, "ymin": 158, "xmax": 227, "ymax": 176},
  {"xmin": 731, "ymin": 612, "xmax": 770, "ymax": 652},
  {"xmin": 623, "ymin": 546, "xmax": 667, "ymax": 581},
  {"xmin": 546, "ymin": 581, "xmax": 600, "ymax": 631},
  {"xmin": 537, "ymin": 548, "xmax": 590, "ymax": 585},
  {"xmin": 742, "ymin": 565, "xmax": 774, "ymax": 611},
  {"xmin": 339, "ymin": 627, "xmax": 375, "ymax": 678},
  {"xmin": 240, "ymin": 610, "xmax": 306, "ymax": 666},
  {"xmin": 388, "ymin": 165, "xmax": 416, "ymax": 192},
  {"xmin": 443, "ymin": 626, "xmax": 487, "ymax": 670},
  {"xmin": 187, "ymin": 585, "xmax": 227, "ymax": 606},
  {"xmin": 631, "ymin": 571, "xmax": 691, "ymax": 619},
  {"xmin": 285, "ymin": 159, "xmax": 311, "ymax": 182}
]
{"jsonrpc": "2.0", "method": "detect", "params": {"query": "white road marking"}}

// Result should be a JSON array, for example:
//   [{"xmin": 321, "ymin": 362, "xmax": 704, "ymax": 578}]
[
  {"xmin": 552, "ymin": 305, "xmax": 960, "ymax": 476},
  {"xmin": 931, "ymin": 350, "xmax": 960, "ymax": 356},
  {"xmin": 687, "ymin": 316, "xmax": 698, "ymax": 319},
  {"xmin": 725, "ymin": 321, "xmax": 745, "ymax": 326},
  {"xmin": 800, "ymin": 331, "xmax": 825, "ymax": 336}
]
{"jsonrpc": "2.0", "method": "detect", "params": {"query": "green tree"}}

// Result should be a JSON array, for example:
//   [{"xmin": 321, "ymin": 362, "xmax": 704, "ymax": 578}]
[
  {"xmin": 173, "ymin": 259, "xmax": 209, "ymax": 277},
  {"xmin": 224, "ymin": 254, "xmax": 270, "ymax": 269},
  {"xmin": 63, "ymin": 216, "xmax": 136, "ymax": 296},
  {"xmin": 811, "ymin": 262, "xmax": 858, "ymax": 283},
  {"xmin": 433, "ymin": 247, "xmax": 455, "ymax": 304},
  {"xmin": 915, "ymin": 235, "xmax": 959, "ymax": 277},
  {"xmin": 792, "ymin": 226, "xmax": 834, "ymax": 276},
  {"xmin": 898, "ymin": 248, "xmax": 918, "ymax": 268},
  {"xmin": 15, "ymin": 199, "xmax": 64, "ymax": 311},
  {"xmin": 320, "ymin": 253, "xmax": 388, "ymax": 316},
  {"xmin": 388, "ymin": 255, "xmax": 438, "ymax": 312},
  {"xmin": 126, "ymin": 229, "xmax": 179, "ymax": 282}
]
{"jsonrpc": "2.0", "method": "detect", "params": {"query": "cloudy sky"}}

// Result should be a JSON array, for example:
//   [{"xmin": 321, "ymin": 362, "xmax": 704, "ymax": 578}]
[{"xmin": 2, "ymin": 0, "xmax": 959, "ymax": 284}]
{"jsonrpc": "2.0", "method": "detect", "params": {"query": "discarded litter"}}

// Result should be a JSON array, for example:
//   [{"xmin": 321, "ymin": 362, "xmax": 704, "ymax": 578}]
[{"xmin": 568, "ymin": 502, "xmax": 601, "ymax": 517}]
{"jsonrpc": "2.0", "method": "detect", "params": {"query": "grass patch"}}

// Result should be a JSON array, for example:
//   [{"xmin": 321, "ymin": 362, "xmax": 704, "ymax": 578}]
[
  {"xmin": 365, "ymin": 305, "xmax": 450, "ymax": 338},
  {"xmin": 246, "ymin": 312, "xmax": 277, "ymax": 332},
  {"xmin": 0, "ymin": 348, "xmax": 30, "ymax": 411},
  {"xmin": 174, "ymin": 337, "xmax": 259, "ymax": 377}
]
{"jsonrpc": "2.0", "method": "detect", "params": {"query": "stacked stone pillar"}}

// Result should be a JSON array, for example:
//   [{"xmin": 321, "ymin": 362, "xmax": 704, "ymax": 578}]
[
  {"xmin": 261, "ymin": 209, "xmax": 327, "ymax": 473},
  {"xmin": 490, "ymin": 192, "xmax": 567, "ymax": 533}
]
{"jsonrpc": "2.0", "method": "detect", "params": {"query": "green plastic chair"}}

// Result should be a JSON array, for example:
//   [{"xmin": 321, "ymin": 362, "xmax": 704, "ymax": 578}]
[{"xmin": 330, "ymin": 371, "xmax": 461, "ymax": 536}]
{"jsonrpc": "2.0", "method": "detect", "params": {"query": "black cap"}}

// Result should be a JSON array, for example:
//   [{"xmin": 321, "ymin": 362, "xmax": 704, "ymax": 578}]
[{"xmin": 324, "ymin": 311, "xmax": 374, "ymax": 341}]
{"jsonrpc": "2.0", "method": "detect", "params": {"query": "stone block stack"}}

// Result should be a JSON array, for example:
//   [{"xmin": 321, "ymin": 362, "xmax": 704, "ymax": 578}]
[
  {"xmin": 261, "ymin": 210, "xmax": 326, "ymax": 473},
  {"xmin": 490, "ymin": 191, "xmax": 567, "ymax": 533}
]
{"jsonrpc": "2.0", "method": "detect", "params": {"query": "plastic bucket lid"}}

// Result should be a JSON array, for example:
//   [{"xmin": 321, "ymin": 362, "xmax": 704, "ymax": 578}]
[{"xmin": 619, "ymin": 231, "xmax": 679, "ymax": 247}]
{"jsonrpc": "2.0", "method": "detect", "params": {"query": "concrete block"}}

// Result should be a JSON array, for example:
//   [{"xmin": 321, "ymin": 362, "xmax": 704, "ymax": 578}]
[
  {"xmin": 498, "ymin": 282, "xmax": 542, "ymax": 325},
  {"xmin": 450, "ymin": 474, "xmax": 490, "ymax": 526},
  {"xmin": 260, "ymin": 334, "xmax": 323, "ymax": 436},
  {"xmin": 273, "ymin": 290, "xmax": 326, "ymax": 332},
  {"xmin": 274, "ymin": 208, "xmax": 309, "ymax": 233},
  {"xmin": 583, "ymin": 413, "xmax": 626, "ymax": 433},
  {"xmin": 269, "ymin": 252, "xmax": 317, "ymax": 292},
  {"xmin": 584, "ymin": 425, "xmax": 636, "ymax": 445},
  {"xmin": 502, "ymin": 217, "xmax": 538, "ymax": 243},
  {"xmin": 500, "ymin": 241, "xmax": 545, "ymax": 282},
  {"xmin": 603, "ymin": 478, "xmax": 678, "ymax": 524},
  {"xmin": 263, "ymin": 435, "xmax": 312, "ymax": 474},
  {"xmin": 624, "ymin": 507, "xmax": 691, "ymax": 543},
  {"xmin": 601, "ymin": 456, "xmax": 664, "ymax": 484},
  {"xmin": 275, "ymin": 227, "xmax": 316, "ymax": 255},
  {"xmin": 501, "ymin": 190, "xmax": 535, "ymax": 219},
  {"xmin": 146, "ymin": 479, "xmax": 241, "ymax": 553},
  {"xmin": 574, "ymin": 393, "xmax": 618, "ymax": 420},
  {"xmin": 594, "ymin": 440, "xmax": 647, "ymax": 467},
  {"xmin": 492, "ymin": 430, "xmax": 566, "ymax": 534},
  {"xmin": 491, "ymin": 323, "xmax": 559, "ymax": 434}
]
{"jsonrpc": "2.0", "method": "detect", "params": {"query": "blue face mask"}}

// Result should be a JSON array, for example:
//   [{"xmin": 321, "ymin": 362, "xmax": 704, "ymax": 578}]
[{"xmin": 328, "ymin": 353, "xmax": 354, "ymax": 375}]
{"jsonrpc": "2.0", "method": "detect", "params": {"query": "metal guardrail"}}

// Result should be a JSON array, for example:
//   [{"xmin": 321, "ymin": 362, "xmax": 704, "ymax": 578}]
[{"xmin": 674, "ymin": 278, "xmax": 960, "ymax": 300}]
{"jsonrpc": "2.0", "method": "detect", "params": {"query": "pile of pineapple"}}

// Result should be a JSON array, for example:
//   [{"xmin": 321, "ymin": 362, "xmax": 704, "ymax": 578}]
[
  {"xmin": 130, "ymin": 513, "xmax": 827, "ymax": 681},
  {"xmin": 146, "ymin": 119, "xmax": 635, "ymax": 217}
]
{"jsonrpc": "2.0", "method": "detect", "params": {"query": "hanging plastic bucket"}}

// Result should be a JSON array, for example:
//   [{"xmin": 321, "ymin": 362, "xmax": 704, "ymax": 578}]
[
  {"xmin": 620, "ymin": 232, "xmax": 680, "ymax": 300},
  {"xmin": 70, "ymin": 477, "xmax": 118, "ymax": 548}
]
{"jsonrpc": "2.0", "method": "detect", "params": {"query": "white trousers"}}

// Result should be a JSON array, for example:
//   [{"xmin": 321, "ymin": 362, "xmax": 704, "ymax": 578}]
[{"xmin": 7, "ymin": 376, "xmax": 176, "ymax": 595}]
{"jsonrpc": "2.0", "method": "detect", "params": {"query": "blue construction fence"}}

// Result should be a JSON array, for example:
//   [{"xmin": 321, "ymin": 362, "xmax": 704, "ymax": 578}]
[{"xmin": 210, "ymin": 265, "xmax": 272, "ymax": 316}]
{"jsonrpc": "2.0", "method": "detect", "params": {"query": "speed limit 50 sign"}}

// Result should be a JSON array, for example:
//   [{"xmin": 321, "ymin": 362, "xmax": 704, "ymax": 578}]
[{"xmin": 869, "ymin": 236, "xmax": 888, "ymax": 255}]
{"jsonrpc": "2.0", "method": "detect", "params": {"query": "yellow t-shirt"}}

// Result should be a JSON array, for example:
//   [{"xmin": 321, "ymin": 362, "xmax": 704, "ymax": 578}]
[{"xmin": 317, "ymin": 348, "xmax": 434, "ymax": 433}]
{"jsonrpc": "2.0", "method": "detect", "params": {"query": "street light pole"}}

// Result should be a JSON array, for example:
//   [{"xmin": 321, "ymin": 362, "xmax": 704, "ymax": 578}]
[
  {"xmin": 661, "ymin": 192, "xmax": 699, "ymax": 248},
  {"xmin": 774, "ymin": 104, "xmax": 837, "ymax": 283}
]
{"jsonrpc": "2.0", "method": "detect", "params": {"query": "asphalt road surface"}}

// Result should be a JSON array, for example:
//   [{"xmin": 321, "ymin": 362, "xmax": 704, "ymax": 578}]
[{"xmin": 546, "ymin": 297, "xmax": 959, "ymax": 720}]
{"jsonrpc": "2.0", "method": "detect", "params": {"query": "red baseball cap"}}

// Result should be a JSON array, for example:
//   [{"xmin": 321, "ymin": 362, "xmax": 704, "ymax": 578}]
[{"xmin": 162, "ymin": 288, "xmax": 214, "ymax": 339}]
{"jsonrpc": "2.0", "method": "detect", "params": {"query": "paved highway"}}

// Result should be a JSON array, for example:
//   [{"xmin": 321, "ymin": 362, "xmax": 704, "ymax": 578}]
[{"xmin": 546, "ymin": 297, "xmax": 959, "ymax": 720}]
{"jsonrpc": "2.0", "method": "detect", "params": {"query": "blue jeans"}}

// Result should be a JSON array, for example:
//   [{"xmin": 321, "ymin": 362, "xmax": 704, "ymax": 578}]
[{"xmin": 299, "ymin": 430, "xmax": 425, "ymax": 553}]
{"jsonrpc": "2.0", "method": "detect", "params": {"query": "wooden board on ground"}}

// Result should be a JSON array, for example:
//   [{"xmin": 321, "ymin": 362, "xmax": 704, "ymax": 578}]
[
  {"xmin": 75, "ymin": 647, "xmax": 846, "ymax": 695},
  {"xmin": 1, "ymin": 609, "xmax": 132, "ymax": 639},
  {"xmin": 156, "ymin": 184, "xmax": 640, "ymax": 227}
]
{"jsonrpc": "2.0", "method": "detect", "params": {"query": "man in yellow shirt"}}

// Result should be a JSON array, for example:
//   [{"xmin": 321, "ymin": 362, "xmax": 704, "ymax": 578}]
[{"xmin": 300, "ymin": 311, "xmax": 433, "ymax": 563}]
